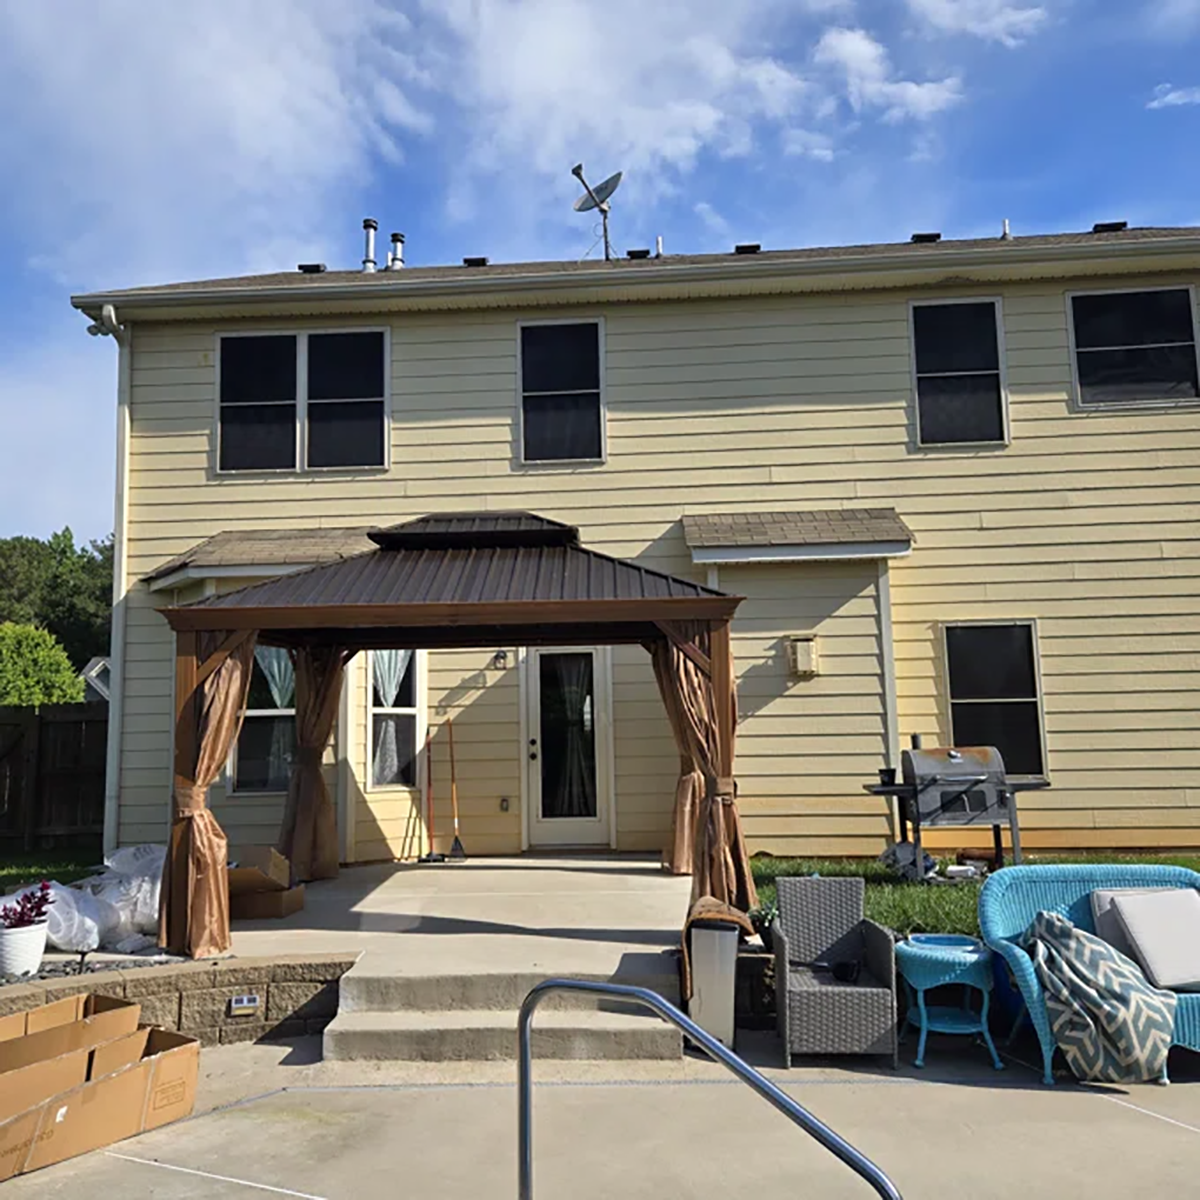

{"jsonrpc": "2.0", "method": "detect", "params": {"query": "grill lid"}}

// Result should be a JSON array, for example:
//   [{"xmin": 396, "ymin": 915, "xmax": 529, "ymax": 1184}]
[{"xmin": 901, "ymin": 746, "xmax": 1006, "ymax": 783}]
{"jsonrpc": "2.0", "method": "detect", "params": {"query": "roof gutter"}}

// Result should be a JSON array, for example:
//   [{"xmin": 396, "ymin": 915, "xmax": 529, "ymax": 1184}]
[{"xmin": 69, "ymin": 236, "xmax": 1200, "ymax": 320}]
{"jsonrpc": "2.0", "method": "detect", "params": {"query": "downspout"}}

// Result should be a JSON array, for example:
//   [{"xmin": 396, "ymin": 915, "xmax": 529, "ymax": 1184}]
[{"xmin": 93, "ymin": 304, "xmax": 130, "ymax": 856}]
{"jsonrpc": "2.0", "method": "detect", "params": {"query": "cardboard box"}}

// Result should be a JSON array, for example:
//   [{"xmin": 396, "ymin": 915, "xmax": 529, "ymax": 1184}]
[
  {"xmin": 227, "ymin": 844, "xmax": 290, "ymax": 895},
  {"xmin": 0, "ymin": 1027, "xmax": 199, "ymax": 1182},
  {"xmin": 0, "ymin": 995, "xmax": 141, "ymax": 1075},
  {"xmin": 230, "ymin": 883, "xmax": 305, "ymax": 920}
]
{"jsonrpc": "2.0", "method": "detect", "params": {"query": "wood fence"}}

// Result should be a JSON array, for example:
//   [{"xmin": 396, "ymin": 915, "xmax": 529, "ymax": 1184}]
[{"xmin": 0, "ymin": 704, "xmax": 107, "ymax": 848}]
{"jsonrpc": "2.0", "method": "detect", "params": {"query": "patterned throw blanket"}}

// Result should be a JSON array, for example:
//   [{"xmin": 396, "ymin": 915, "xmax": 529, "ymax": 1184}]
[{"xmin": 1022, "ymin": 911, "xmax": 1176, "ymax": 1083}]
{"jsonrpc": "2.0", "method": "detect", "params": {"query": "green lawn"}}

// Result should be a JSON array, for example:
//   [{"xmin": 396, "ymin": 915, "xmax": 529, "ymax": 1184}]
[
  {"xmin": 750, "ymin": 852, "xmax": 1200, "ymax": 938},
  {"xmin": 0, "ymin": 849, "xmax": 101, "ymax": 894}
]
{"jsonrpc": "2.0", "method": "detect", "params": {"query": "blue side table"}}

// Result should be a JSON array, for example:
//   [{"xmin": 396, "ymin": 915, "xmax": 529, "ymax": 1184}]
[{"xmin": 895, "ymin": 933, "xmax": 1004, "ymax": 1070}]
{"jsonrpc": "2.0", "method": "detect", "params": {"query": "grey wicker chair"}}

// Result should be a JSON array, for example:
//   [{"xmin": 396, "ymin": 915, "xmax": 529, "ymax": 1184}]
[{"xmin": 772, "ymin": 877, "xmax": 898, "ymax": 1066}]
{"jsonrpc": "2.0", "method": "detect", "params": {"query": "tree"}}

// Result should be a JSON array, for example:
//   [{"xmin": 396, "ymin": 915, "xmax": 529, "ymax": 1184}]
[
  {"xmin": 0, "ymin": 529, "xmax": 113, "ymax": 669},
  {"xmin": 0, "ymin": 623, "xmax": 85, "ymax": 706}
]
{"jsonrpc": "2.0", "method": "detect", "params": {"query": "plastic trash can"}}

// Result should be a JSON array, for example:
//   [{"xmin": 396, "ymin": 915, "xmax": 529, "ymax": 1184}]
[{"xmin": 688, "ymin": 923, "xmax": 738, "ymax": 1047}]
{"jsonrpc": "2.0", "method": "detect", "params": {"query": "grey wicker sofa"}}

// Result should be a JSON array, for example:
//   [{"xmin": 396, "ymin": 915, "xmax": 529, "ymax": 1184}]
[{"xmin": 772, "ymin": 877, "xmax": 898, "ymax": 1066}]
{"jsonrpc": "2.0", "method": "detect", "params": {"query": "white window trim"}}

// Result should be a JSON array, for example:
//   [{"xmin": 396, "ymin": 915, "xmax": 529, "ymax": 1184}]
[
  {"xmin": 940, "ymin": 618, "xmax": 1049, "ymax": 779},
  {"xmin": 365, "ymin": 649, "xmax": 427, "ymax": 794},
  {"xmin": 214, "ymin": 326, "xmax": 392, "ymax": 475},
  {"xmin": 1065, "ymin": 283, "xmax": 1200, "ymax": 413},
  {"xmin": 515, "ymin": 316, "xmax": 607, "ymax": 467},
  {"xmin": 909, "ymin": 296, "xmax": 1011, "ymax": 449},
  {"xmin": 231, "ymin": 707, "xmax": 296, "ymax": 796}
]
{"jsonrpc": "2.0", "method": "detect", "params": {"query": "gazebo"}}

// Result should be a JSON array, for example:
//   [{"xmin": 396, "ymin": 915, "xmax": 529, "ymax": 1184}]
[{"xmin": 155, "ymin": 513, "xmax": 757, "ymax": 958}]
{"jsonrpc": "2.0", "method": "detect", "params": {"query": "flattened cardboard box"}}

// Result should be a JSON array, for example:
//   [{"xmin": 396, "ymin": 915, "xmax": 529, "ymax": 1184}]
[
  {"xmin": 228, "ymin": 844, "xmax": 291, "ymax": 895},
  {"xmin": 0, "ymin": 1027, "xmax": 200, "ymax": 1182},
  {"xmin": 231, "ymin": 882, "xmax": 305, "ymax": 920}
]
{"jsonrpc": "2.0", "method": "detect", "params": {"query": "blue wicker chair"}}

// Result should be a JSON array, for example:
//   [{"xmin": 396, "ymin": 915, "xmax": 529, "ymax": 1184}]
[{"xmin": 978, "ymin": 864, "xmax": 1200, "ymax": 1084}]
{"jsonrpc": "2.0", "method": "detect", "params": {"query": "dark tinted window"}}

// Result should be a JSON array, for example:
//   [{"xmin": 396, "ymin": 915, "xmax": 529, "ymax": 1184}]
[
  {"xmin": 913, "ymin": 303, "xmax": 999, "ymax": 374},
  {"xmin": 1072, "ymin": 291, "xmax": 1198, "ymax": 406},
  {"xmin": 219, "ymin": 405, "xmax": 295, "ymax": 471},
  {"xmin": 309, "ymin": 332, "xmax": 385, "ymax": 400},
  {"xmin": 235, "ymin": 716, "xmax": 295, "ymax": 791},
  {"xmin": 308, "ymin": 400, "xmax": 385, "ymax": 468},
  {"xmin": 913, "ymin": 303, "xmax": 1005, "ymax": 444},
  {"xmin": 523, "ymin": 394, "xmax": 603, "ymax": 461},
  {"xmin": 220, "ymin": 336, "xmax": 296, "ymax": 404},
  {"xmin": 1072, "ymin": 289, "xmax": 1194, "ymax": 350},
  {"xmin": 946, "ymin": 624, "xmax": 1043, "ymax": 776},
  {"xmin": 917, "ymin": 375, "xmax": 1005, "ymax": 444},
  {"xmin": 521, "ymin": 324, "xmax": 599, "ymax": 393},
  {"xmin": 521, "ymin": 324, "xmax": 603, "ymax": 461}
]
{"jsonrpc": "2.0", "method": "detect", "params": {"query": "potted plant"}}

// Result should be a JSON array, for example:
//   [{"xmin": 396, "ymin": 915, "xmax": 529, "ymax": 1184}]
[
  {"xmin": 0, "ymin": 881, "xmax": 53, "ymax": 977},
  {"xmin": 749, "ymin": 898, "xmax": 778, "ymax": 952}
]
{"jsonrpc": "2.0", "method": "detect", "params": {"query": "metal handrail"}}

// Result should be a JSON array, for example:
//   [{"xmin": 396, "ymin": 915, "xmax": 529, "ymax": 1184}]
[{"xmin": 518, "ymin": 978, "xmax": 903, "ymax": 1199}]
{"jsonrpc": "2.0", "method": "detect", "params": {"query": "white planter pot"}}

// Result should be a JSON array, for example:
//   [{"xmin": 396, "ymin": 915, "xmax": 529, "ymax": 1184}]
[{"xmin": 0, "ymin": 921, "xmax": 48, "ymax": 977}]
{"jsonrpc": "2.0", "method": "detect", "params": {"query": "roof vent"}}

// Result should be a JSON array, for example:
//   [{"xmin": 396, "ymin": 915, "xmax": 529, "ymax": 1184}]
[
  {"xmin": 462, "ymin": 255, "xmax": 489, "ymax": 268},
  {"xmin": 911, "ymin": 232, "xmax": 941, "ymax": 244},
  {"xmin": 362, "ymin": 218, "xmax": 378, "ymax": 273},
  {"xmin": 387, "ymin": 232, "xmax": 404, "ymax": 271},
  {"xmin": 297, "ymin": 263, "xmax": 327, "ymax": 274},
  {"xmin": 626, "ymin": 248, "xmax": 651, "ymax": 260},
  {"xmin": 734, "ymin": 243, "xmax": 761, "ymax": 255},
  {"xmin": 1092, "ymin": 220, "xmax": 1128, "ymax": 234}
]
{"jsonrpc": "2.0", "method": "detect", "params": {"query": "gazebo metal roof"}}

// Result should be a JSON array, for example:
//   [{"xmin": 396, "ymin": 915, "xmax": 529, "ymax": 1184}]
[{"xmin": 159, "ymin": 512, "xmax": 741, "ymax": 650}]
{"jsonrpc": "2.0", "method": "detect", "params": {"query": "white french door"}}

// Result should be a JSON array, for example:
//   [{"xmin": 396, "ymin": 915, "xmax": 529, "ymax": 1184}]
[{"xmin": 524, "ymin": 647, "xmax": 613, "ymax": 848}]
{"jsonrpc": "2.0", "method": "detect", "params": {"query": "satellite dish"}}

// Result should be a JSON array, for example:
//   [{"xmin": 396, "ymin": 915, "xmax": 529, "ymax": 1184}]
[
  {"xmin": 573, "ymin": 170, "xmax": 623, "ymax": 213},
  {"xmin": 570, "ymin": 164, "xmax": 624, "ymax": 261}
]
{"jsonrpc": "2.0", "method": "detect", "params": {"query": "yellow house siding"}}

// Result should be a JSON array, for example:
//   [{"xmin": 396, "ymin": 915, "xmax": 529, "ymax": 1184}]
[{"xmin": 114, "ymin": 271, "xmax": 1200, "ymax": 857}]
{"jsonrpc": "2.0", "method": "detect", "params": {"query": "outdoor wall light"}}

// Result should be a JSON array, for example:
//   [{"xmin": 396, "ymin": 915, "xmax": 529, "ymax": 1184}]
[{"xmin": 491, "ymin": 649, "xmax": 509, "ymax": 670}]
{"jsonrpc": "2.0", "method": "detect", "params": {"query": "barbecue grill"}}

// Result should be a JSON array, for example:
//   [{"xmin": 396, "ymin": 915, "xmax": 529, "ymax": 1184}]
[{"xmin": 864, "ymin": 742, "xmax": 1049, "ymax": 880}]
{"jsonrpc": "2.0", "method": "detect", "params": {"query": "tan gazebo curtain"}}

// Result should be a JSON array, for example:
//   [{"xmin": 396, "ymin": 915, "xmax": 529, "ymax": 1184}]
[
  {"xmin": 159, "ymin": 629, "xmax": 257, "ymax": 959},
  {"xmin": 277, "ymin": 645, "xmax": 353, "ymax": 883},
  {"xmin": 650, "ymin": 619, "xmax": 757, "ymax": 912}
]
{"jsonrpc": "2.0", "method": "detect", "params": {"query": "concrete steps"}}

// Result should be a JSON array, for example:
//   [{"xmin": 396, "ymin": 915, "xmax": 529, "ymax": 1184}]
[
  {"xmin": 323, "ymin": 954, "xmax": 684, "ymax": 1062},
  {"xmin": 323, "ymin": 1008, "xmax": 682, "ymax": 1062}
]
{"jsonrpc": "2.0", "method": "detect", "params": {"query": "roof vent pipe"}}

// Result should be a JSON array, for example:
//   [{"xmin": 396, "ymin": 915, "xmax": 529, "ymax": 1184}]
[
  {"xmin": 362, "ymin": 218, "xmax": 378, "ymax": 273},
  {"xmin": 388, "ymin": 232, "xmax": 405, "ymax": 270},
  {"xmin": 655, "ymin": 235, "xmax": 664, "ymax": 258},
  {"xmin": 1001, "ymin": 218, "xmax": 1012, "ymax": 241}
]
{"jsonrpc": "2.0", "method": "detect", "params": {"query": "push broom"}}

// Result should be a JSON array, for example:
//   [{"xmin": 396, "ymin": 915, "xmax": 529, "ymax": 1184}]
[
  {"xmin": 418, "ymin": 726, "xmax": 445, "ymax": 864},
  {"xmin": 447, "ymin": 715, "xmax": 467, "ymax": 861}
]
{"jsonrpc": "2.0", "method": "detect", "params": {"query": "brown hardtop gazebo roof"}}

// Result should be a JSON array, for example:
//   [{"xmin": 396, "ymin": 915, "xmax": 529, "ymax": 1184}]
[{"xmin": 160, "ymin": 512, "xmax": 741, "ymax": 649}]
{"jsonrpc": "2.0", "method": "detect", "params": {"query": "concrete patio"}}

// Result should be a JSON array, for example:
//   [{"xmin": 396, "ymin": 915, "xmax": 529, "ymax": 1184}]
[{"xmin": 10, "ymin": 1035, "xmax": 1200, "ymax": 1198}]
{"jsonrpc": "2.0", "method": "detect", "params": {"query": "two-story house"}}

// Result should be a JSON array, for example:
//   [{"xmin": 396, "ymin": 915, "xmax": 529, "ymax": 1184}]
[{"xmin": 72, "ymin": 223, "xmax": 1200, "ymax": 866}]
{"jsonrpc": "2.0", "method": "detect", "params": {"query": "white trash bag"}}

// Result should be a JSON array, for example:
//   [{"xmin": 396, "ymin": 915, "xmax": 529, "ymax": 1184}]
[
  {"xmin": 85, "ymin": 844, "xmax": 166, "ymax": 948},
  {"xmin": 44, "ymin": 882, "xmax": 121, "ymax": 954}
]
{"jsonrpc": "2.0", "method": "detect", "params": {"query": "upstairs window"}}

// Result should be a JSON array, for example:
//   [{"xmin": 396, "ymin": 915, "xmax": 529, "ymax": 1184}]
[
  {"xmin": 218, "ymin": 330, "xmax": 387, "ymax": 471},
  {"xmin": 1071, "ymin": 288, "xmax": 1199, "ymax": 407},
  {"xmin": 912, "ymin": 301, "xmax": 1007, "ymax": 445},
  {"xmin": 944, "ymin": 622, "xmax": 1045, "ymax": 776},
  {"xmin": 520, "ymin": 322, "xmax": 603, "ymax": 462}
]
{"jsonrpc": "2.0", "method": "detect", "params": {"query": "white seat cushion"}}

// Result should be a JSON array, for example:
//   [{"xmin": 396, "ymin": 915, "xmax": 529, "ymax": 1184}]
[
  {"xmin": 1090, "ymin": 888, "xmax": 1173, "ymax": 961},
  {"xmin": 1112, "ymin": 889, "xmax": 1200, "ymax": 991}
]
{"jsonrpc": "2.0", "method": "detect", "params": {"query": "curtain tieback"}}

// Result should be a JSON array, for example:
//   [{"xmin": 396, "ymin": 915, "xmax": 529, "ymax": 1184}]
[
  {"xmin": 173, "ymin": 785, "xmax": 208, "ymax": 816},
  {"xmin": 296, "ymin": 747, "xmax": 325, "ymax": 769}
]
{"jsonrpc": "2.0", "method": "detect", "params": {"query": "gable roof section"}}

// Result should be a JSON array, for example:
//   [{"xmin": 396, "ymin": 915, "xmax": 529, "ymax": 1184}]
[
  {"xmin": 683, "ymin": 509, "xmax": 913, "ymax": 564},
  {"xmin": 160, "ymin": 512, "xmax": 739, "ymax": 645}
]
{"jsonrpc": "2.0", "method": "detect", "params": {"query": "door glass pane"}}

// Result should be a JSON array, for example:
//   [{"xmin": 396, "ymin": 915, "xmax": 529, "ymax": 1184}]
[{"xmin": 539, "ymin": 652, "xmax": 597, "ymax": 819}]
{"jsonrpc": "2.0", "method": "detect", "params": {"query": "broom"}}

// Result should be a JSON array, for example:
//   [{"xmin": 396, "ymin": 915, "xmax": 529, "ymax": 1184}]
[
  {"xmin": 448, "ymin": 715, "xmax": 467, "ymax": 861},
  {"xmin": 418, "ymin": 726, "xmax": 445, "ymax": 864}
]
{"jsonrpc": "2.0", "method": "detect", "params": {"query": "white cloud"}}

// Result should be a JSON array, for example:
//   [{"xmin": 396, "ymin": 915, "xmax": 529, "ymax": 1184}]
[
  {"xmin": 815, "ymin": 28, "xmax": 964, "ymax": 122},
  {"xmin": 783, "ymin": 128, "xmax": 838, "ymax": 160},
  {"xmin": 907, "ymin": 0, "xmax": 1048, "ymax": 46},
  {"xmin": 694, "ymin": 201, "xmax": 732, "ymax": 236},
  {"xmin": 1148, "ymin": 82, "xmax": 1200, "ymax": 108},
  {"xmin": 1147, "ymin": 0, "xmax": 1200, "ymax": 34}
]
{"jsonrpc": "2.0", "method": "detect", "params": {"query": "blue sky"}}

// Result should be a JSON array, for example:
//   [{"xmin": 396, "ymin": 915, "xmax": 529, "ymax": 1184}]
[{"xmin": 1, "ymin": 0, "xmax": 1198, "ymax": 543}]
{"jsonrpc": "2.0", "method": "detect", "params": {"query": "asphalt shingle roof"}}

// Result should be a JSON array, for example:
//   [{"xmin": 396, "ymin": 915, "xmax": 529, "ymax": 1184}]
[{"xmin": 682, "ymin": 509, "xmax": 913, "ymax": 549}]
